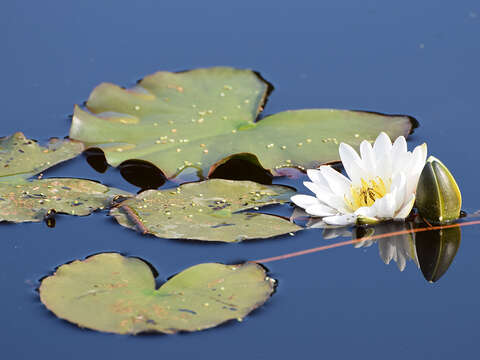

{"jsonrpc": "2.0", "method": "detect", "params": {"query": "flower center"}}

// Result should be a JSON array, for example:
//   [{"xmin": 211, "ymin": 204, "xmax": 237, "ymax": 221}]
[{"xmin": 346, "ymin": 177, "xmax": 389, "ymax": 210}]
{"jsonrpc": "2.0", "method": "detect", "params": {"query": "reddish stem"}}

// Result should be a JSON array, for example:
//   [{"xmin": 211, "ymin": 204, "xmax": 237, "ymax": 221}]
[
  {"xmin": 251, "ymin": 219, "xmax": 480, "ymax": 264},
  {"xmin": 120, "ymin": 205, "xmax": 148, "ymax": 234}
]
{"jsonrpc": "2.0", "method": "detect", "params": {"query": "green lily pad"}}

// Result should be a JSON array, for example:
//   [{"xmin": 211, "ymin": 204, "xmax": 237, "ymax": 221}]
[
  {"xmin": 110, "ymin": 179, "xmax": 301, "ymax": 242},
  {"xmin": 0, "ymin": 178, "xmax": 127, "ymax": 223},
  {"xmin": 39, "ymin": 253, "xmax": 275, "ymax": 335},
  {"xmin": 69, "ymin": 67, "xmax": 417, "ymax": 179},
  {"xmin": 0, "ymin": 133, "xmax": 128, "ymax": 223},
  {"xmin": 0, "ymin": 132, "xmax": 84, "ymax": 181}
]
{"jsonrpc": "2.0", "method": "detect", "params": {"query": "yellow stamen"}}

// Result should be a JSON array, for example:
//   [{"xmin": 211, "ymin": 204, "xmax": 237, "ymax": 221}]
[{"xmin": 346, "ymin": 177, "xmax": 389, "ymax": 210}]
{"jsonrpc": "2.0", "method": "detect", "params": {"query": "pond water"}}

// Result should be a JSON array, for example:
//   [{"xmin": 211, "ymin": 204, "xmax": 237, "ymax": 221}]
[{"xmin": 1, "ymin": 0, "xmax": 479, "ymax": 358}]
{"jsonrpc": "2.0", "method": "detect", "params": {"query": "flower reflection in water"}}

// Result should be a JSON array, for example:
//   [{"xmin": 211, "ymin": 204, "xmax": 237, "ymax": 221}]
[
  {"xmin": 303, "ymin": 215, "xmax": 462, "ymax": 282},
  {"xmin": 354, "ymin": 222, "xmax": 418, "ymax": 272}
]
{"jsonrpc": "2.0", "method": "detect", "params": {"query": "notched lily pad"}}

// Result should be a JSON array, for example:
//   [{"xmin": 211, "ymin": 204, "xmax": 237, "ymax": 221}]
[
  {"xmin": 69, "ymin": 67, "xmax": 417, "ymax": 181},
  {"xmin": 39, "ymin": 253, "xmax": 275, "ymax": 335},
  {"xmin": 0, "ymin": 178, "xmax": 127, "ymax": 223},
  {"xmin": 110, "ymin": 179, "xmax": 301, "ymax": 242},
  {"xmin": 0, "ymin": 132, "xmax": 84, "ymax": 181}
]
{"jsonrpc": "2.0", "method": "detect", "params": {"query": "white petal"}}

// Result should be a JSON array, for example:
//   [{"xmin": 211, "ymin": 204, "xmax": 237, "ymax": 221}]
[
  {"xmin": 290, "ymin": 194, "xmax": 319, "ymax": 209},
  {"xmin": 306, "ymin": 169, "xmax": 330, "ymax": 188},
  {"xmin": 372, "ymin": 193, "xmax": 395, "ymax": 218},
  {"xmin": 410, "ymin": 145, "xmax": 427, "ymax": 183},
  {"xmin": 373, "ymin": 132, "xmax": 393, "ymax": 162},
  {"xmin": 304, "ymin": 181, "xmax": 349, "ymax": 213},
  {"xmin": 319, "ymin": 166, "xmax": 351, "ymax": 197},
  {"xmin": 359, "ymin": 140, "xmax": 376, "ymax": 177},
  {"xmin": 376, "ymin": 151, "xmax": 393, "ymax": 180},
  {"xmin": 394, "ymin": 193, "xmax": 415, "ymax": 219},
  {"xmin": 354, "ymin": 205, "xmax": 377, "ymax": 218},
  {"xmin": 339, "ymin": 143, "xmax": 365, "ymax": 184},
  {"xmin": 391, "ymin": 136, "xmax": 407, "ymax": 165},
  {"xmin": 391, "ymin": 172, "xmax": 407, "ymax": 210},
  {"xmin": 393, "ymin": 151, "xmax": 413, "ymax": 179},
  {"xmin": 391, "ymin": 171, "xmax": 404, "ymax": 190},
  {"xmin": 409, "ymin": 143, "xmax": 428, "ymax": 188},
  {"xmin": 410, "ymin": 143, "xmax": 427, "ymax": 179},
  {"xmin": 323, "ymin": 214, "xmax": 357, "ymax": 226},
  {"xmin": 412, "ymin": 142, "xmax": 428, "ymax": 167},
  {"xmin": 303, "ymin": 181, "xmax": 331, "ymax": 197},
  {"xmin": 305, "ymin": 203, "xmax": 338, "ymax": 217},
  {"xmin": 405, "ymin": 171, "xmax": 421, "ymax": 201},
  {"xmin": 316, "ymin": 192, "xmax": 350, "ymax": 213}
]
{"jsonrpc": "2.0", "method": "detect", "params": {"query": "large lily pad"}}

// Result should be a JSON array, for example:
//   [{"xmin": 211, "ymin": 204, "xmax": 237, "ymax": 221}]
[
  {"xmin": 0, "ymin": 178, "xmax": 127, "ymax": 223},
  {"xmin": 69, "ymin": 67, "xmax": 417, "ymax": 179},
  {"xmin": 110, "ymin": 179, "xmax": 301, "ymax": 242},
  {"xmin": 0, "ymin": 132, "xmax": 84, "ymax": 181},
  {"xmin": 39, "ymin": 253, "xmax": 275, "ymax": 335}
]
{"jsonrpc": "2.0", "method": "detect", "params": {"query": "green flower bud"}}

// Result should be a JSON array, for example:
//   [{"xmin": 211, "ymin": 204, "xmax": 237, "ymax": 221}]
[{"xmin": 416, "ymin": 156, "xmax": 462, "ymax": 224}]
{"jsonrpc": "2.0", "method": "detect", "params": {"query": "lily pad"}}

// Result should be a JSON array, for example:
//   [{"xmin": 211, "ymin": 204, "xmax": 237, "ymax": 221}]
[
  {"xmin": 0, "ymin": 178, "xmax": 127, "ymax": 223},
  {"xmin": 39, "ymin": 253, "xmax": 275, "ymax": 335},
  {"xmin": 0, "ymin": 132, "xmax": 84, "ymax": 181},
  {"xmin": 110, "ymin": 179, "xmax": 301, "ymax": 242},
  {"xmin": 69, "ymin": 67, "xmax": 417, "ymax": 180}
]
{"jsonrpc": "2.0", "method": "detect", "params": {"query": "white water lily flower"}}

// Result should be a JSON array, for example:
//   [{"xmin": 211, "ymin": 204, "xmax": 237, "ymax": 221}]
[{"xmin": 291, "ymin": 132, "xmax": 427, "ymax": 226}]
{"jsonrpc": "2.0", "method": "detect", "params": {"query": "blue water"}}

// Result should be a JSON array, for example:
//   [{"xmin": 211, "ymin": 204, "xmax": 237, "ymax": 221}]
[{"xmin": 1, "ymin": 1, "xmax": 479, "ymax": 358}]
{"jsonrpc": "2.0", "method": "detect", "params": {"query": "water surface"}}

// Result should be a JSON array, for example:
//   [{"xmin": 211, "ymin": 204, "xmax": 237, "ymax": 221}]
[{"xmin": 1, "ymin": 1, "xmax": 479, "ymax": 359}]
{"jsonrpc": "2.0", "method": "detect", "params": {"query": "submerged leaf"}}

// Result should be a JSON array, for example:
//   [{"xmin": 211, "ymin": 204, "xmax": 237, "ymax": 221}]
[
  {"xmin": 110, "ymin": 179, "xmax": 301, "ymax": 242},
  {"xmin": 39, "ymin": 253, "xmax": 275, "ymax": 335},
  {"xmin": 0, "ymin": 132, "xmax": 84, "ymax": 181},
  {"xmin": 0, "ymin": 178, "xmax": 127, "ymax": 223},
  {"xmin": 69, "ymin": 67, "xmax": 417, "ymax": 180}
]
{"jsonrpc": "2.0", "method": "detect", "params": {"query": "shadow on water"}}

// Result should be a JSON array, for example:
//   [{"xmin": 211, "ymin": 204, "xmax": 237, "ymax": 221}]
[
  {"xmin": 84, "ymin": 148, "xmax": 109, "ymax": 174},
  {"xmin": 85, "ymin": 148, "xmax": 167, "ymax": 190},
  {"xmin": 209, "ymin": 155, "xmax": 273, "ymax": 184},
  {"xmin": 85, "ymin": 147, "xmax": 274, "ymax": 189},
  {"xmin": 118, "ymin": 160, "xmax": 167, "ymax": 190}
]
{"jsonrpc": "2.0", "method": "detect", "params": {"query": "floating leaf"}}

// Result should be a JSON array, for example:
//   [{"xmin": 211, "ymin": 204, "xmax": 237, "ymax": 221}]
[
  {"xmin": 110, "ymin": 179, "xmax": 300, "ymax": 242},
  {"xmin": 69, "ymin": 67, "xmax": 417, "ymax": 180},
  {"xmin": 0, "ymin": 132, "xmax": 127, "ymax": 223},
  {"xmin": 0, "ymin": 178, "xmax": 128, "ymax": 223},
  {"xmin": 39, "ymin": 253, "xmax": 275, "ymax": 334},
  {"xmin": 0, "ymin": 132, "xmax": 84, "ymax": 181}
]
